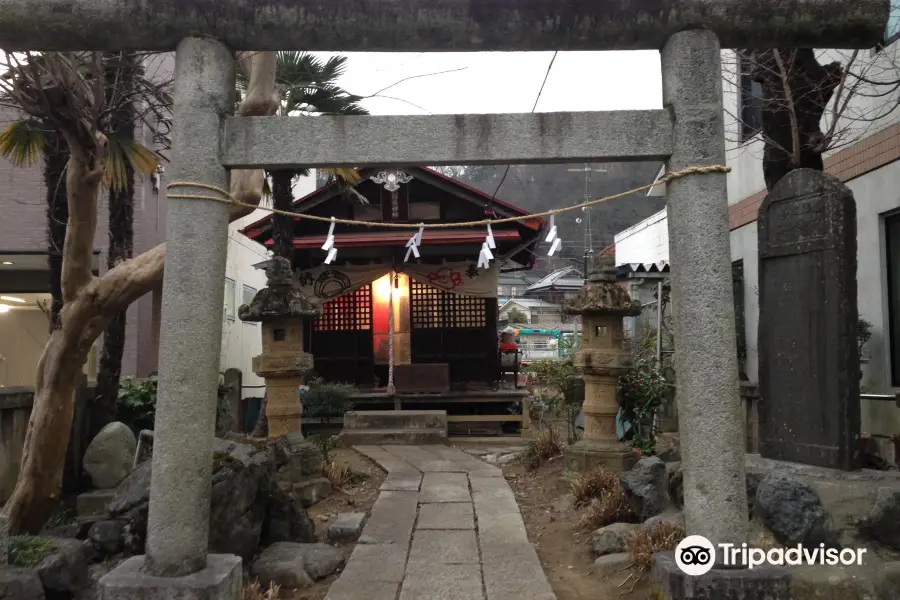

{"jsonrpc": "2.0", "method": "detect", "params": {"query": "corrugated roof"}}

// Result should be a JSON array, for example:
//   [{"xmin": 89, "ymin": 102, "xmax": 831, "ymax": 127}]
[{"xmin": 524, "ymin": 266, "xmax": 584, "ymax": 293}]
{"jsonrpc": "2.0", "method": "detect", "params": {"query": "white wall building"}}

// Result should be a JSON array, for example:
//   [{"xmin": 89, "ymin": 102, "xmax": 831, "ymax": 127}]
[{"xmin": 623, "ymin": 17, "xmax": 900, "ymax": 438}]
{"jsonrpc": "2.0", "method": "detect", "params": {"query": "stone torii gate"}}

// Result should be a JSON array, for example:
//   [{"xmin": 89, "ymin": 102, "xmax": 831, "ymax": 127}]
[{"xmin": 0, "ymin": 1, "xmax": 886, "ymax": 597}]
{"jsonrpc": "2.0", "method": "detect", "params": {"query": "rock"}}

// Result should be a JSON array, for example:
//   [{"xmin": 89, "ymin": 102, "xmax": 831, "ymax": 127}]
[
  {"xmin": 0, "ymin": 567, "xmax": 45, "ymax": 600},
  {"xmin": 83, "ymin": 422, "xmax": 137, "ymax": 489},
  {"xmin": 591, "ymin": 523, "xmax": 640, "ymax": 557},
  {"xmin": 0, "ymin": 514, "xmax": 10, "ymax": 564},
  {"xmin": 327, "ymin": 513, "xmax": 367, "ymax": 543},
  {"xmin": 292, "ymin": 477, "xmax": 332, "ymax": 508},
  {"xmin": 657, "ymin": 447, "xmax": 681, "ymax": 463},
  {"xmin": 261, "ymin": 486, "xmax": 316, "ymax": 547},
  {"xmin": 35, "ymin": 538, "xmax": 90, "ymax": 598},
  {"xmin": 133, "ymin": 430, "xmax": 154, "ymax": 468},
  {"xmin": 643, "ymin": 510, "xmax": 684, "ymax": 533},
  {"xmin": 551, "ymin": 494, "xmax": 575, "ymax": 513},
  {"xmin": 495, "ymin": 453, "xmax": 520, "ymax": 467},
  {"xmin": 87, "ymin": 520, "xmax": 124, "ymax": 555},
  {"xmin": 251, "ymin": 543, "xmax": 345, "ymax": 589},
  {"xmin": 791, "ymin": 562, "xmax": 900, "ymax": 600},
  {"xmin": 668, "ymin": 464, "xmax": 683, "ymax": 508},
  {"xmin": 75, "ymin": 562, "xmax": 118, "ymax": 600},
  {"xmin": 859, "ymin": 487, "xmax": 900, "ymax": 551},
  {"xmin": 746, "ymin": 469, "xmax": 763, "ymax": 519},
  {"xmin": 76, "ymin": 489, "xmax": 117, "ymax": 517},
  {"xmin": 619, "ymin": 457, "xmax": 670, "ymax": 521},
  {"xmin": 276, "ymin": 443, "xmax": 323, "ymax": 481},
  {"xmin": 754, "ymin": 472, "xmax": 838, "ymax": 548},
  {"xmin": 107, "ymin": 436, "xmax": 307, "ymax": 561},
  {"xmin": 592, "ymin": 553, "xmax": 633, "ymax": 578}
]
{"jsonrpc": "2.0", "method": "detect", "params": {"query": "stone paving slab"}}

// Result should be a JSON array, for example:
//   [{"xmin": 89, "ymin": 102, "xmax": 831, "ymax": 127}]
[
  {"xmin": 358, "ymin": 490, "xmax": 418, "ymax": 545},
  {"xmin": 381, "ymin": 471, "xmax": 423, "ymax": 491},
  {"xmin": 420, "ymin": 472, "xmax": 472, "ymax": 503},
  {"xmin": 330, "ymin": 445, "xmax": 557, "ymax": 600},
  {"xmin": 339, "ymin": 543, "xmax": 408, "ymax": 583},
  {"xmin": 400, "ymin": 564, "xmax": 485, "ymax": 600},
  {"xmin": 325, "ymin": 580, "xmax": 400, "ymax": 600},
  {"xmin": 417, "ymin": 502, "xmax": 475, "ymax": 530},
  {"xmin": 407, "ymin": 529, "xmax": 480, "ymax": 567}
]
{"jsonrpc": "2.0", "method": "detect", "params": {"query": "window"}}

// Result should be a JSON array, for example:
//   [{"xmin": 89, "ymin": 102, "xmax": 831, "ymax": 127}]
[
  {"xmin": 510, "ymin": 286, "xmax": 518, "ymax": 297},
  {"xmin": 738, "ymin": 54, "xmax": 763, "ymax": 143},
  {"xmin": 885, "ymin": 5, "xmax": 900, "ymax": 47},
  {"xmin": 224, "ymin": 278, "xmax": 236, "ymax": 322},
  {"xmin": 886, "ymin": 213, "xmax": 900, "ymax": 385}
]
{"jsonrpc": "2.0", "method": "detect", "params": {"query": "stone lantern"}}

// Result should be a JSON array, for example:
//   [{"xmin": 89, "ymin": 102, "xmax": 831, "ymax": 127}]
[
  {"xmin": 239, "ymin": 257, "xmax": 320, "ymax": 445},
  {"xmin": 563, "ymin": 254, "xmax": 642, "ymax": 476}
]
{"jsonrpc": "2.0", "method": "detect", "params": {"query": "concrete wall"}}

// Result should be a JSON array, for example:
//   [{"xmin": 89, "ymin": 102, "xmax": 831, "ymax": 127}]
[
  {"xmin": 0, "ymin": 308, "xmax": 50, "ymax": 387},
  {"xmin": 613, "ymin": 208, "xmax": 669, "ymax": 265}
]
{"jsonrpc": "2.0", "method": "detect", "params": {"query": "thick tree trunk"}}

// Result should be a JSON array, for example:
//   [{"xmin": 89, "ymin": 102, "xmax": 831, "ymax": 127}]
[
  {"xmin": 753, "ymin": 49, "xmax": 842, "ymax": 191},
  {"xmin": 2, "ymin": 51, "xmax": 279, "ymax": 535},
  {"xmin": 44, "ymin": 132, "xmax": 69, "ymax": 331},
  {"xmin": 92, "ymin": 57, "xmax": 138, "ymax": 439}
]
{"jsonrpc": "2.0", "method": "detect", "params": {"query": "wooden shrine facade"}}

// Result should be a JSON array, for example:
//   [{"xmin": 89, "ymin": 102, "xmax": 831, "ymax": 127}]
[{"xmin": 242, "ymin": 166, "xmax": 542, "ymax": 390}]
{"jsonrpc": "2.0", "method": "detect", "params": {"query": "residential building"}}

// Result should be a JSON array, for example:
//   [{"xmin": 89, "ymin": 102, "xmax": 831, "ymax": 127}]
[
  {"xmin": 523, "ymin": 266, "xmax": 583, "ymax": 303},
  {"xmin": 631, "ymin": 18, "xmax": 900, "ymax": 437},
  {"xmin": 497, "ymin": 272, "xmax": 534, "ymax": 305}
]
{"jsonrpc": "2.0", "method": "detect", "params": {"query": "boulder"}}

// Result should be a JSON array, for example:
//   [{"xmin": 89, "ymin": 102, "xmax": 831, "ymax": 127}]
[
  {"xmin": 327, "ymin": 513, "xmax": 367, "ymax": 543},
  {"xmin": 261, "ymin": 486, "xmax": 316, "ymax": 547},
  {"xmin": 83, "ymin": 422, "xmax": 137, "ymax": 489},
  {"xmin": 745, "ymin": 469, "xmax": 763, "ymax": 519},
  {"xmin": 592, "ymin": 553, "xmax": 633, "ymax": 579},
  {"xmin": 859, "ymin": 487, "xmax": 900, "ymax": 551},
  {"xmin": 791, "ymin": 562, "xmax": 900, "ymax": 600},
  {"xmin": 35, "ymin": 538, "xmax": 90, "ymax": 598},
  {"xmin": 0, "ymin": 567, "xmax": 45, "ymax": 600},
  {"xmin": 643, "ymin": 510, "xmax": 684, "ymax": 533},
  {"xmin": 292, "ymin": 478, "xmax": 333, "ymax": 508},
  {"xmin": 107, "ymin": 436, "xmax": 311, "ymax": 561},
  {"xmin": 591, "ymin": 522, "xmax": 639, "ymax": 558},
  {"xmin": 87, "ymin": 520, "xmax": 124, "ymax": 556},
  {"xmin": 251, "ymin": 543, "xmax": 345, "ymax": 589},
  {"xmin": 753, "ymin": 472, "xmax": 838, "ymax": 548},
  {"xmin": 619, "ymin": 457, "xmax": 670, "ymax": 521},
  {"xmin": 668, "ymin": 464, "xmax": 683, "ymax": 508}
]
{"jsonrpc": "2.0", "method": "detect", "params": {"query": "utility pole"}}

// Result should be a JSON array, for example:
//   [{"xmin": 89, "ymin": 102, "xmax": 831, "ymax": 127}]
[{"xmin": 568, "ymin": 164, "xmax": 607, "ymax": 276}]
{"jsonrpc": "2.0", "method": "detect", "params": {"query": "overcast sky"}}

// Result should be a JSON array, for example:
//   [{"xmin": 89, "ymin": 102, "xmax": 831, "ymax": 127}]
[{"xmin": 313, "ymin": 51, "xmax": 662, "ymax": 115}]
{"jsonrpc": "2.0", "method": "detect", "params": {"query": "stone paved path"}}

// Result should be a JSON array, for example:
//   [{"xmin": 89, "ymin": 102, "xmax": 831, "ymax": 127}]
[{"xmin": 325, "ymin": 444, "xmax": 556, "ymax": 600}]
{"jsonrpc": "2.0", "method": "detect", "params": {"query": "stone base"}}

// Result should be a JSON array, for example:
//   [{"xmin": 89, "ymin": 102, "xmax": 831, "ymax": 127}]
[
  {"xmin": 651, "ymin": 552, "xmax": 791, "ymax": 600},
  {"xmin": 99, "ymin": 554, "xmax": 242, "ymax": 600},
  {"xmin": 564, "ymin": 439, "xmax": 638, "ymax": 477}
]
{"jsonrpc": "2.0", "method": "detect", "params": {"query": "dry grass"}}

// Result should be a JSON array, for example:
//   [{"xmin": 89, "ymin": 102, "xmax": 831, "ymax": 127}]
[
  {"xmin": 625, "ymin": 522, "xmax": 685, "ymax": 572},
  {"xmin": 244, "ymin": 580, "xmax": 286, "ymax": 600},
  {"xmin": 571, "ymin": 468, "xmax": 620, "ymax": 507},
  {"xmin": 322, "ymin": 459, "xmax": 370, "ymax": 490},
  {"xmin": 751, "ymin": 530, "xmax": 778, "ymax": 551},
  {"xmin": 578, "ymin": 480, "xmax": 635, "ymax": 531},
  {"xmin": 524, "ymin": 427, "xmax": 563, "ymax": 470}
]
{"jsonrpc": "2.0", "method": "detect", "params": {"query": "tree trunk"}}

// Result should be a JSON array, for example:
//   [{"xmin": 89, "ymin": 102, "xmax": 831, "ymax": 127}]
[
  {"xmin": 92, "ymin": 56, "xmax": 138, "ymax": 439},
  {"xmin": 753, "ymin": 49, "xmax": 842, "ymax": 191},
  {"xmin": 2, "ymin": 51, "xmax": 279, "ymax": 535},
  {"xmin": 44, "ymin": 132, "xmax": 69, "ymax": 331}
]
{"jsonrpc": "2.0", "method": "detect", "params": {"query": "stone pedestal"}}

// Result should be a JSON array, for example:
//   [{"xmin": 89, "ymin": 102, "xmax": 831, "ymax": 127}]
[
  {"xmin": 99, "ymin": 554, "xmax": 242, "ymax": 600},
  {"xmin": 562, "ymin": 255, "xmax": 641, "ymax": 480},
  {"xmin": 239, "ymin": 257, "xmax": 320, "ymax": 444},
  {"xmin": 651, "ymin": 553, "xmax": 791, "ymax": 599}
]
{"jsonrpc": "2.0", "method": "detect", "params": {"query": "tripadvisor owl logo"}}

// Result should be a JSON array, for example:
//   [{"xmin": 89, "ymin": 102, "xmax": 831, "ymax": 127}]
[{"xmin": 675, "ymin": 535, "xmax": 716, "ymax": 576}]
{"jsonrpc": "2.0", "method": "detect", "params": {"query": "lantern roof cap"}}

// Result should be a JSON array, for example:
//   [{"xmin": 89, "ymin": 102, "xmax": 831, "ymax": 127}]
[
  {"xmin": 563, "ymin": 255, "xmax": 642, "ymax": 316},
  {"xmin": 239, "ymin": 257, "xmax": 321, "ymax": 322}
]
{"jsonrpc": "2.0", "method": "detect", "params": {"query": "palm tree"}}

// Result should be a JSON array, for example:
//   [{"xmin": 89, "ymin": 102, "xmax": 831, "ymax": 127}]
[
  {"xmin": 237, "ymin": 52, "xmax": 368, "ymax": 436},
  {"xmin": 0, "ymin": 52, "xmax": 167, "ymax": 441},
  {"xmin": 239, "ymin": 52, "xmax": 369, "ymax": 258}
]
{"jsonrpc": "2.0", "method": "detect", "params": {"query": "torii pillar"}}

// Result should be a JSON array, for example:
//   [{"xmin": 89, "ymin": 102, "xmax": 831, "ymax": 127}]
[{"xmin": 0, "ymin": 2, "xmax": 884, "ymax": 599}]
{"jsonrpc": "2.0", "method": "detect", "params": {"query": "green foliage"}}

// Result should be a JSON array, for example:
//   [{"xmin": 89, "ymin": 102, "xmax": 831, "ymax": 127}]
[
  {"xmin": 618, "ymin": 358, "xmax": 668, "ymax": 455},
  {"xmin": 0, "ymin": 118, "xmax": 45, "ymax": 167},
  {"xmin": 9, "ymin": 536, "xmax": 54, "ymax": 567},
  {"xmin": 303, "ymin": 378, "xmax": 356, "ymax": 423},
  {"xmin": 858, "ymin": 314, "xmax": 873, "ymax": 358},
  {"xmin": 524, "ymin": 358, "xmax": 581, "ymax": 442},
  {"xmin": 308, "ymin": 434, "xmax": 340, "ymax": 463},
  {"xmin": 505, "ymin": 307, "xmax": 528, "ymax": 324},
  {"xmin": 117, "ymin": 376, "xmax": 157, "ymax": 434}
]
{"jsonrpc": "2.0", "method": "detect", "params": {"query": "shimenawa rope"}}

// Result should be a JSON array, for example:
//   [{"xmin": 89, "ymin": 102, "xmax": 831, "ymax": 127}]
[{"xmin": 165, "ymin": 164, "xmax": 730, "ymax": 230}]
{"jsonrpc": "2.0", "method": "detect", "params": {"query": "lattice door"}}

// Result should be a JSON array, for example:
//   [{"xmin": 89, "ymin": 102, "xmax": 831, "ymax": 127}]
[
  {"xmin": 314, "ymin": 285, "xmax": 372, "ymax": 331},
  {"xmin": 410, "ymin": 280, "xmax": 486, "ymax": 329}
]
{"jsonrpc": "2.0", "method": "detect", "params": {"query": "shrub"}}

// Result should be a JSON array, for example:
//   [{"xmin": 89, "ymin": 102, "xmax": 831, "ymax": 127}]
[
  {"xmin": 303, "ymin": 378, "xmax": 356, "ymax": 423},
  {"xmin": 9, "ymin": 536, "xmax": 54, "ymax": 567},
  {"xmin": 117, "ymin": 376, "xmax": 158, "ymax": 434},
  {"xmin": 625, "ymin": 522, "xmax": 685, "ymax": 571},
  {"xmin": 617, "ymin": 358, "xmax": 668, "ymax": 455},
  {"xmin": 524, "ymin": 426, "xmax": 562, "ymax": 470},
  {"xmin": 524, "ymin": 358, "xmax": 580, "ymax": 442},
  {"xmin": 571, "ymin": 468, "xmax": 619, "ymax": 507}
]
